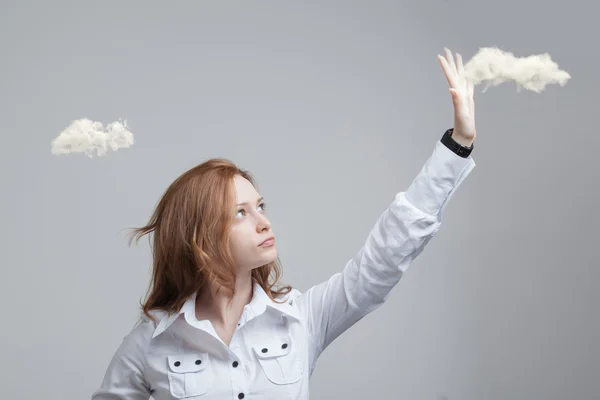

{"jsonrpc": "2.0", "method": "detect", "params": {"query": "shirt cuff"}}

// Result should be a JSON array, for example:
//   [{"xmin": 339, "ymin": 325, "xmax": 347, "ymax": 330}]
[{"xmin": 404, "ymin": 139, "xmax": 476, "ymax": 217}]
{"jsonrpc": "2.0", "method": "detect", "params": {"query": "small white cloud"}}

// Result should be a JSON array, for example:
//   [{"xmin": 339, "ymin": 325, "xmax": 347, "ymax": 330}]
[
  {"xmin": 464, "ymin": 47, "xmax": 571, "ymax": 93},
  {"xmin": 51, "ymin": 118, "xmax": 134, "ymax": 158}
]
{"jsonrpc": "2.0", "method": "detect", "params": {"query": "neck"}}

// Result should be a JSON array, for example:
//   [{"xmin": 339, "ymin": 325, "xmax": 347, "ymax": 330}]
[{"xmin": 195, "ymin": 271, "xmax": 254, "ymax": 326}]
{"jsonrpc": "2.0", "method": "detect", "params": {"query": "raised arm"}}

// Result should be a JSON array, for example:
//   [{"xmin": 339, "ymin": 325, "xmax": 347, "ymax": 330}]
[{"xmin": 294, "ymin": 48, "xmax": 477, "ymax": 373}]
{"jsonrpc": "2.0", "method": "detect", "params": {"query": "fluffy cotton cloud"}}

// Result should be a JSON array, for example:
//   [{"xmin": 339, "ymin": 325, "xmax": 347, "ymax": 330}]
[
  {"xmin": 464, "ymin": 47, "xmax": 571, "ymax": 93},
  {"xmin": 51, "ymin": 118, "xmax": 134, "ymax": 158}
]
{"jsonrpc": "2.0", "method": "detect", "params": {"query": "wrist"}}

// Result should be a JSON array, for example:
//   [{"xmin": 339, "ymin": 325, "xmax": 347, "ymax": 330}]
[
  {"xmin": 451, "ymin": 132, "xmax": 474, "ymax": 147},
  {"xmin": 441, "ymin": 128, "xmax": 474, "ymax": 158}
]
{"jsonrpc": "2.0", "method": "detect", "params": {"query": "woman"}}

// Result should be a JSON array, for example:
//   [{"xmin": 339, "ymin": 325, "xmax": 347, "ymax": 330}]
[{"xmin": 92, "ymin": 48, "xmax": 476, "ymax": 400}]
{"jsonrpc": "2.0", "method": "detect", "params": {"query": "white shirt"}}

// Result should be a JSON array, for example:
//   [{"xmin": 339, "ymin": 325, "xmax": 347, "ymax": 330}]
[{"xmin": 92, "ymin": 140, "xmax": 475, "ymax": 400}]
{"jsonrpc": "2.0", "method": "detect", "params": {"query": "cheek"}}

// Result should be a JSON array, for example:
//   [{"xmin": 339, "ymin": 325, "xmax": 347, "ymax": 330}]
[
  {"xmin": 229, "ymin": 229, "xmax": 252, "ymax": 255},
  {"xmin": 228, "ymin": 232, "xmax": 242, "ymax": 252}
]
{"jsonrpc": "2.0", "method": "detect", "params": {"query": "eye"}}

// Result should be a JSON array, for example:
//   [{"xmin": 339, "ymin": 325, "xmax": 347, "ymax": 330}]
[{"xmin": 236, "ymin": 203, "xmax": 266, "ymax": 218}]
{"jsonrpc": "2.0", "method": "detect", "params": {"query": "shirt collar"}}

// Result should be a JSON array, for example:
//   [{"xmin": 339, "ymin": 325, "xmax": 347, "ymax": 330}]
[
  {"xmin": 151, "ymin": 279, "xmax": 300, "ymax": 338},
  {"xmin": 246, "ymin": 280, "xmax": 301, "ymax": 323}
]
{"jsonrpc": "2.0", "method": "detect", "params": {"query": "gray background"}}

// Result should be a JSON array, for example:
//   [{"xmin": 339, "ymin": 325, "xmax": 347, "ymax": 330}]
[{"xmin": 1, "ymin": 1, "xmax": 598, "ymax": 399}]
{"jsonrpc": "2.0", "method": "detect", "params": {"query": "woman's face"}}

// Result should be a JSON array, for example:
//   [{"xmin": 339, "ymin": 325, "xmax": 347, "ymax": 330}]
[{"xmin": 228, "ymin": 175, "xmax": 277, "ymax": 272}]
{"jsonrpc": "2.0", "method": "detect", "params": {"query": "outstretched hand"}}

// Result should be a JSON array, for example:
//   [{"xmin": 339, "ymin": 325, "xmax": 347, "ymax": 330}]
[{"xmin": 438, "ymin": 48, "xmax": 476, "ymax": 147}]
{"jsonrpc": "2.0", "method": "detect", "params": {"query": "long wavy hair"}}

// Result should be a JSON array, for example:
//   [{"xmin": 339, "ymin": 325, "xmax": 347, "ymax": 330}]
[{"xmin": 127, "ymin": 158, "xmax": 291, "ymax": 324}]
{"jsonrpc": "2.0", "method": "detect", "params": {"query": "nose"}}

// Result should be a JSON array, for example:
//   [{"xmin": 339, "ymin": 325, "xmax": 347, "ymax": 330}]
[{"xmin": 256, "ymin": 214, "xmax": 271, "ymax": 232}]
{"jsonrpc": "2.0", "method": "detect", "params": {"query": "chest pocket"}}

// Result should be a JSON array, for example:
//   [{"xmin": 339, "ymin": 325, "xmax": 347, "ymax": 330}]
[
  {"xmin": 253, "ymin": 335, "xmax": 303, "ymax": 385},
  {"xmin": 167, "ymin": 352, "xmax": 212, "ymax": 398}
]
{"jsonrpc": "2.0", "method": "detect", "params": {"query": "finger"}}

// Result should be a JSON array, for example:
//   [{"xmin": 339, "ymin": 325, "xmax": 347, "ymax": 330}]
[
  {"xmin": 456, "ymin": 53, "xmax": 465, "ymax": 78},
  {"xmin": 456, "ymin": 53, "xmax": 467, "ymax": 94},
  {"xmin": 444, "ymin": 48, "xmax": 457, "ymax": 74},
  {"xmin": 438, "ymin": 55, "xmax": 459, "ymax": 89},
  {"xmin": 468, "ymin": 79, "xmax": 475, "ymax": 115}
]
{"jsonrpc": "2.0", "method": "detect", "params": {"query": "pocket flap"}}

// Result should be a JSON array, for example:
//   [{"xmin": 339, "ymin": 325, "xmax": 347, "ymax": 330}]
[
  {"xmin": 167, "ymin": 353, "xmax": 209, "ymax": 373},
  {"xmin": 253, "ymin": 337, "xmax": 292, "ymax": 359}
]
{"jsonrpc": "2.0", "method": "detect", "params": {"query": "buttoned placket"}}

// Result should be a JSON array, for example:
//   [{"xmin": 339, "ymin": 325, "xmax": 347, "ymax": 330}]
[{"xmin": 226, "ymin": 309, "xmax": 250, "ymax": 400}]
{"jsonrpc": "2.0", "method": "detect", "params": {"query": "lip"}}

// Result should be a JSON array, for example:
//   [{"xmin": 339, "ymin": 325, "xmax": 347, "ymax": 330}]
[{"xmin": 259, "ymin": 236, "xmax": 275, "ymax": 246}]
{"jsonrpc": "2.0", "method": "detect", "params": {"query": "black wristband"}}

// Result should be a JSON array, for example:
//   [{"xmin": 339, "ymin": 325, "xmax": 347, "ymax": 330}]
[{"xmin": 441, "ymin": 128, "xmax": 473, "ymax": 158}]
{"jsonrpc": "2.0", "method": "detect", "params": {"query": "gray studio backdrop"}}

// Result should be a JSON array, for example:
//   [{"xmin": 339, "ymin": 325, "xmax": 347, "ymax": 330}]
[{"xmin": 1, "ymin": 1, "xmax": 598, "ymax": 400}]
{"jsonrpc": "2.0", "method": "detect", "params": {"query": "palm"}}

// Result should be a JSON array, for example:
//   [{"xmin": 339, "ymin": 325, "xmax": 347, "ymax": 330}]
[{"xmin": 438, "ymin": 48, "xmax": 476, "ymax": 143}]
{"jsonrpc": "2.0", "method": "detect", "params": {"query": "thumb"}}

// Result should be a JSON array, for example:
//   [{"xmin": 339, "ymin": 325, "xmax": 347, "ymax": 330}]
[{"xmin": 449, "ymin": 88, "xmax": 462, "ymax": 107}]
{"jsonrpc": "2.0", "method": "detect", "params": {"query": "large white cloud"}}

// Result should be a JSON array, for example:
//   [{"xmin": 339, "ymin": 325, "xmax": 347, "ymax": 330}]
[
  {"xmin": 464, "ymin": 47, "xmax": 571, "ymax": 93},
  {"xmin": 51, "ymin": 118, "xmax": 134, "ymax": 158}
]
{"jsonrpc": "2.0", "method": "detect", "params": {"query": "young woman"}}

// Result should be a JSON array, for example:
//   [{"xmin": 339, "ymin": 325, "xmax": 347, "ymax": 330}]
[{"xmin": 92, "ymin": 48, "xmax": 477, "ymax": 400}]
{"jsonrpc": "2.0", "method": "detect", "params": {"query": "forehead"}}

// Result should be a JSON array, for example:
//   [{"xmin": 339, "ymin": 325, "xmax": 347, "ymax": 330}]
[{"xmin": 233, "ymin": 175, "xmax": 260, "ymax": 201}]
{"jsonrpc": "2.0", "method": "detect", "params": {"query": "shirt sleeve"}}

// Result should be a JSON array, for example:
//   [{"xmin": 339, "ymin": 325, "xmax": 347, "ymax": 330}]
[
  {"xmin": 91, "ymin": 319, "xmax": 154, "ymax": 400},
  {"xmin": 294, "ymin": 140, "xmax": 476, "ymax": 372}
]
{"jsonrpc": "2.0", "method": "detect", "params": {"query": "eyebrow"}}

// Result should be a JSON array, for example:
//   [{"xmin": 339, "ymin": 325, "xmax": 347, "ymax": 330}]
[{"xmin": 236, "ymin": 197, "xmax": 264, "ymax": 207}]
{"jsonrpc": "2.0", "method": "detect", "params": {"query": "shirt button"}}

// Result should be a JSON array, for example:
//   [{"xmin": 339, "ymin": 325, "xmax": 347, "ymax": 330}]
[
  {"xmin": 238, "ymin": 393, "xmax": 245, "ymax": 399},
  {"xmin": 232, "ymin": 361, "xmax": 239, "ymax": 368}
]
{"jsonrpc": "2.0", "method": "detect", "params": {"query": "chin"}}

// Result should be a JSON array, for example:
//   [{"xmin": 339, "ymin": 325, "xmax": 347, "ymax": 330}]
[
  {"xmin": 244, "ymin": 253, "xmax": 278, "ymax": 272},
  {"xmin": 260, "ymin": 251, "xmax": 278, "ymax": 266}
]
